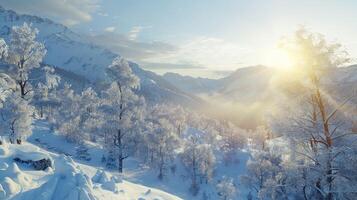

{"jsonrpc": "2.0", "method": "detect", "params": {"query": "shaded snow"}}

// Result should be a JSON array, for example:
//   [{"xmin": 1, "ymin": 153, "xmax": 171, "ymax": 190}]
[{"xmin": 0, "ymin": 136, "xmax": 182, "ymax": 200}]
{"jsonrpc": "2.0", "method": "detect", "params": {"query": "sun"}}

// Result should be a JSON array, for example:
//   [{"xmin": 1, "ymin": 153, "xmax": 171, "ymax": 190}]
[
  {"xmin": 264, "ymin": 47, "xmax": 306, "ymax": 82},
  {"xmin": 265, "ymin": 47, "xmax": 295, "ymax": 71}
]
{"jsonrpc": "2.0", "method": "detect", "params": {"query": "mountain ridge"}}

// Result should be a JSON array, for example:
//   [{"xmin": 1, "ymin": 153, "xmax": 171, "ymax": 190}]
[{"xmin": 0, "ymin": 6, "xmax": 204, "ymax": 107}]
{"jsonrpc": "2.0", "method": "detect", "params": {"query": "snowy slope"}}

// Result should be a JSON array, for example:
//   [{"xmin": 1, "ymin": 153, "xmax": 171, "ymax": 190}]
[
  {"xmin": 0, "ymin": 140, "xmax": 182, "ymax": 200},
  {"xmin": 0, "ymin": 6, "xmax": 203, "ymax": 107},
  {"xmin": 26, "ymin": 121, "xmax": 250, "ymax": 200}
]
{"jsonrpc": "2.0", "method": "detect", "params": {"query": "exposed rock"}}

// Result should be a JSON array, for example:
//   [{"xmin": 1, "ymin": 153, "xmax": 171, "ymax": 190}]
[{"xmin": 13, "ymin": 157, "xmax": 52, "ymax": 170}]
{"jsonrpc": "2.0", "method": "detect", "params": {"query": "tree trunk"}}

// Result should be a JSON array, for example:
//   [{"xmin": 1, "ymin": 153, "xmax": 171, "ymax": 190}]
[
  {"xmin": 311, "ymin": 73, "xmax": 334, "ymax": 200},
  {"xmin": 118, "ymin": 157, "xmax": 123, "ymax": 173},
  {"xmin": 40, "ymin": 106, "xmax": 43, "ymax": 118},
  {"xmin": 118, "ymin": 129, "xmax": 123, "ymax": 173},
  {"xmin": 16, "ymin": 139, "xmax": 22, "ymax": 144},
  {"xmin": 158, "ymin": 146, "xmax": 164, "ymax": 180}
]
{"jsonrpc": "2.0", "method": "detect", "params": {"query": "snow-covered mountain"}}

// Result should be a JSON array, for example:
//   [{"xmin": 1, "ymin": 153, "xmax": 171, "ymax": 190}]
[
  {"xmin": 0, "ymin": 6, "xmax": 203, "ymax": 107},
  {"xmin": 163, "ymin": 65, "xmax": 357, "ymax": 128},
  {"xmin": 164, "ymin": 65, "xmax": 357, "ymax": 100},
  {"xmin": 162, "ymin": 73, "xmax": 220, "ymax": 95},
  {"xmin": 163, "ymin": 65, "xmax": 273, "ymax": 100}
]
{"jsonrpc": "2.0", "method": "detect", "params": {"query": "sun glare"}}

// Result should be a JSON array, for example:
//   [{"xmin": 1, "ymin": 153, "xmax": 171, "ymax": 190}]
[{"xmin": 266, "ymin": 48, "xmax": 294, "ymax": 71}]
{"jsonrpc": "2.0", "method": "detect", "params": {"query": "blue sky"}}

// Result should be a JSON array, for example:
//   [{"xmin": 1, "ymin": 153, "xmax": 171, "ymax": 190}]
[{"xmin": 1, "ymin": 0, "xmax": 357, "ymax": 77}]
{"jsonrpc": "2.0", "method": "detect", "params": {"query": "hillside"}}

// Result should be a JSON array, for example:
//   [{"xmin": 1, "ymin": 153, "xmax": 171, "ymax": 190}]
[
  {"xmin": 0, "ymin": 124, "xmax": 182, "ymax": 200},
  {"xmin": 0, "ymin": 6, "xmax": 203, "ymax": 107}
]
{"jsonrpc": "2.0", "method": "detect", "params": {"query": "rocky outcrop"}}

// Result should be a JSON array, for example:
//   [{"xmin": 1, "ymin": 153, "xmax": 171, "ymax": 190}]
[{"xmin": 13, "ymin": 157, "xmax": 52, "ymax": 170}]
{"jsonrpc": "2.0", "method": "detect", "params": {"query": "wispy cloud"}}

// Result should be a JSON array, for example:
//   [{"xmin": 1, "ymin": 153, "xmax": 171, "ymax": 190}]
[
  {"xmin": 90, "ymin": 32, "xmax": 177, "ymax": 62},
  {"xmin": 104, "ymin": 26, "xmax": 116, "ymax": 32},
  {"xmin": 142, "ymin": 37, "xmax": 251, "ymax": 71},
  {"xmin": 97, "ymin": 12, "xmax": 108, "ymax": 17},
  {"xmin": 128, "ymin": 26, "xmax": 144, "ymax": 41},
  {"xmin": 0, "ymin": 0, "xmax": 100, "ymax": 26},
  {"xmin": 138, "ymin": 62, "xmax": 204, "ymax": 70},
  {"xmin": 91, "ymin": 33, "xmax": 250, "ymax": 74}
]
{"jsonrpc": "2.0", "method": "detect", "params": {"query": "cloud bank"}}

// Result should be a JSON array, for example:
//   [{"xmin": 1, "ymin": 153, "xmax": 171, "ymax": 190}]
[{"xmin": 91, "ymin": 33, "xmax": 250, "ymax": 76}]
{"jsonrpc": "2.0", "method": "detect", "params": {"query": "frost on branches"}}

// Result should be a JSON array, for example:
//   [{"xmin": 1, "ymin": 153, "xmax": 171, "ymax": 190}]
[
  {"xmin": 0, "ymin": 23, "xmax": 47, "ymax": 144},
  {"xmin": 6, "ymin": 23, "xmax": 46, "ymax": 99},
  {"xmin": 240, "ymin": 28, "xmax": 357, "ymax": 200}
]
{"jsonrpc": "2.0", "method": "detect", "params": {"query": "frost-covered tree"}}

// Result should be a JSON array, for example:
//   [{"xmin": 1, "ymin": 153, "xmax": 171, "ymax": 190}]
[
  {"xmin": 240, "ymin": 146, "xmax": 285, "ymax": 200},
  {"xmin": 181, "ymin": 136, "xmax": 216, "ymax": 195},
  {"xmin": 0, "ymin": 73, "xmax": 16, "ymax": 144},
  {"xmin": 216, "ymin": 177, "xmax": 237, "ymax": 200},
  {"xmin": 247, "ymin": 126, "xmax": 272, "ymax": 150},
  {"xmin": 0, "ymin": 93, "xmax": 34, "ymax": 144},
  {"xmin": 266, "ymin": 28, "xmax": 357, "ymax": 199},
  {"xmin": 147, "ymin": 118, "xmax": 179, "ymax": 180},
  {"xmin": 52, "ymin": 84, "xmax": 100, "ymax": 143},
  {"xmin": 101, "ymin": 57, "xmax": 140, "ymax": 173},
  {"xmin": 219, "ymin": 120, "xmax": 247, "ymax": 165},
  {"xmin": 187, "ymin": 112, "xmax": 222, "ymax": 148},
  {"xmin": 100, "ymin": 81, "xmax": 141, "ymax": 172},
  {"xmin": 6, "ymin": 23, "xmax": 46, "ymax": 99},
  {"xmin": 106, "ymin": 57, "xmax": 139, "ymax": 89},
  {"xmin": 78, "ymin": 87, "xmax": 101, "ymax": 142},
  {"xmin": 51, "ymin": 83, "xmax": 81, "ymax": 142},
  {"xmin": 149, "ymin": 104, "xmax": 188, "ymax": 137},
  {"xmin": 0, "ymin": 38, "xmax": 8, "ymax": 59},
  {"xmin": 33, "ymin": 66, "xmax": 61, "ymax": 118},
  {"xmin": 0, "ymin": 39, "xmax": 12, "ymax": 105},
  {"xmin": 0, "ymin": 73, "xmax": 16, "ymax": 105}
]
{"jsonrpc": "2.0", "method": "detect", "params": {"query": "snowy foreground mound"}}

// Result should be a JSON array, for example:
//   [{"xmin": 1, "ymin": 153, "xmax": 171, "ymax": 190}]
[{"xmin": 0, "ymin": 143, "xmax": 182, "ymax": 200}]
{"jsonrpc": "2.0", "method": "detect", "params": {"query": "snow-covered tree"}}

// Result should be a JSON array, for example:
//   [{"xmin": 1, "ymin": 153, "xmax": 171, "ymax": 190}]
[
  {"xmin": 52, "ymin": 84, "xmax": 100, "ymax": 143},
  {"xmin": 0, "ymin": 73, "xmax": 16, "ymax": 105},
  {"xmin": 101, "ymin": 57, "xmax": 140, "ymax": 173},
  {"xmin": 0, "ymin": 73, "xmax": 16, "ymax": 144},
  {"xmin": 216, "ymin": 177, "xmax": 237, "ymax": 200},
  {"xmin": 77, "ymin": 87, "xmax": 101, "ymax": 142},
  {"xmin": 0, "ymin": 39, "xmax": 13, "ymax": 107},
  {"xmin": 51, "ymin": 83, "xmax": 81, "ymax": 142},
  {"xmin": 6, "ymin": 23, "xmax": 46, "ymax": 99},
  {"xmin": 106, "ymin": 57, "xmax": 139, "ymax": 89},
  {"xmin": 148, "ymin": 118, "xmax": 180, "ymax": 180},
  {"xmin": 33, "ymin": 66, "xmax": 61, "ymax": 118},
  {"xmin": 0, "ymin": 93, "xmax": 34, "ymax": 144},
  {"xmin": 181, "ymin": 136, "xmax": 216, "ymax": 195},
  {"xmin": 150, "ymin": 104, "xmax": 187, "ymax": 136},
  {"xmin": 219, "ymin": 120, "xmax": 247, "ymax": 164},
  {"xmin": 0, "ymin": 38, "xmax": 8, "ymax": 59},
  {"xmin": 100, "ymin": 82, "xmax": 141, "ymax": 172},
  {"xmin": 265, "ymin": 27, "xmax": 357, "ymax": 199},
  {"xmin": 240, "ymin": 147, "xmax": 283, "ymax": 199}
]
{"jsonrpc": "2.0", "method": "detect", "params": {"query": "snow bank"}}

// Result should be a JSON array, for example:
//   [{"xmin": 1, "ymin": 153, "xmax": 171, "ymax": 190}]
[
  {"xmin": 0, "ymin": 144, "xmax": 9, "ymax": 156},
  {"xmin": 13, "ymin": 146, "xmax": 51, "ymax": 162},
  {"xmin": 92, "ymin": 170, "xmax": 110, "ymax": 184},
  {"xmin": 0, "ymin": 163, "xmax": 32, "ymax": 188},
  {"xmin": 0, "ymin": 124, "xmax": 183, "ymax": 200},
  {"xmin": 92, "ymin": 169, "xmax": 122, "ymax": 193},
  {"xmin": 0, "ymin": 177, "xmax": 21, "ymax": 197},
  {"xmin": 22, "ymin": 155, "xmax": 96, "ymax": 200}
]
